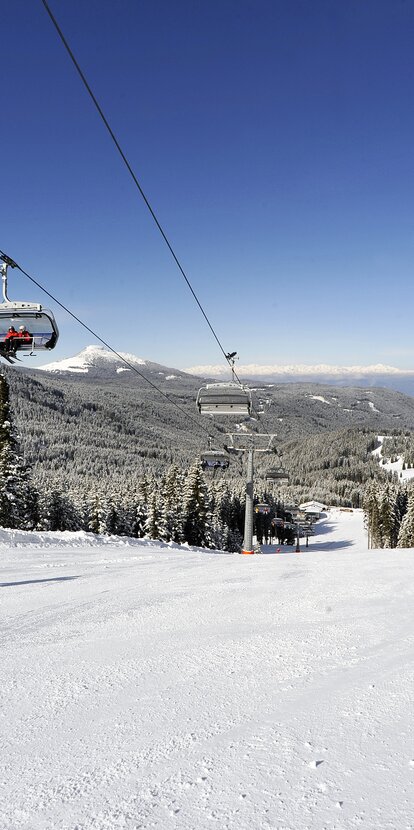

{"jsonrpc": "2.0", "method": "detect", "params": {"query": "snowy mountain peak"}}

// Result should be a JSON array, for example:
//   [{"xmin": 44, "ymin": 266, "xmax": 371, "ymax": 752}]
[{"xmin": 37, "ymin": 345, "xmax": 147, "ymax": 375}]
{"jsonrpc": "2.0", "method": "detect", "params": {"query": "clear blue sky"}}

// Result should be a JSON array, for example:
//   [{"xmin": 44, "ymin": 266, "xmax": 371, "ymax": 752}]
[{"xmin": 2, "ymin": 0, "xmax": 414, "ymax": 369}]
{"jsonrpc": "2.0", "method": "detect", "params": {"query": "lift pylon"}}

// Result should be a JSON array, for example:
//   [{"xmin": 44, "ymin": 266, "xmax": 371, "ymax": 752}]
[{"xmin": 225, "ymin": 433, "xmax": 276, "ymax": 554}]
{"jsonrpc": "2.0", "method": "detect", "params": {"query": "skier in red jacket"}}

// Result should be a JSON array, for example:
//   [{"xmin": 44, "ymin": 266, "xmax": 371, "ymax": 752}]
[{"xmin": 17, "ymin": 325, "xmax": 32, "ymax": 343}]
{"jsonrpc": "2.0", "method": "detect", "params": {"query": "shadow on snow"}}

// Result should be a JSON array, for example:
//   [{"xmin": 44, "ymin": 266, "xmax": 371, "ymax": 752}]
[{"xmin": 1, "ymin": 576, "xmax": 80, "ymax": 588}]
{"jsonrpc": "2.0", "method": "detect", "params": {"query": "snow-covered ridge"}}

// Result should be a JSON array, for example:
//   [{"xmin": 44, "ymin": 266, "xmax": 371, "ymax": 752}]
[
  {"xmin": 37, "ymin": 345, "xmax": 146, "ymax": 374},
  {"xmin": 184, "ymin": 362, "xmax": 414, "ymax": 378}
]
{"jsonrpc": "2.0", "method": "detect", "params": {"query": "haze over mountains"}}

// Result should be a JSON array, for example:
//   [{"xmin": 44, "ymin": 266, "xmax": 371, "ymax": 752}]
[
  {"xmin": 37, "ymin": 345, "xmax": 414, "ymax": 397},
  {"xmin": 185, "ymin": 359, "xmax": 414, "ymax": 397}
]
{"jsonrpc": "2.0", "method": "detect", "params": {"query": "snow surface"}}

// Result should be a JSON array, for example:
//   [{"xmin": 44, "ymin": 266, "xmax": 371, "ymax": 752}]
[
  {"xmin": 308, "ymin": 395, "xmax": 332, "ymax": 405},
  {"xmin": 2, "ymin": 510, "xmax": 414, "ymax": 830},
  {"xmin": 372, "ymin": 435, "xmax": 414, "ymax": 482}
]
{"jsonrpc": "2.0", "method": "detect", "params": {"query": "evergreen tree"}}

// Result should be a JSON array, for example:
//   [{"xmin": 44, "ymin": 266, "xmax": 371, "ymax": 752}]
[
  {"xmin": 144, "ymin": 488, "xmax": 160, "ymax": 539},
  {"xmin": 98, "ymin": 496, "xmax": 119, "ymax": 535},
  {"xmin": 182, "ymin": 462, "xmax": 211, "ymax": 547},
  {"xmin": 158, "ymin": 465, "xmax": 184, "ymax": 543},
  {"xmin": 397, "ymin": 486, "xmax": 414, "ymax": 547},
  {"xmin": 83, "ymin": 493, "xmax": 101, "ymax": 534},
  {"xmin": 37, "ymin": 489, "xmax": 67, "ymax": 531},
  {"xmin": 0, "ymin": 374, "xmax": 37, "ymax": 529},
  {"xmin": 378, "ymin": 484, "xmax": 396, "ymax": 549},
  {"xmin": 363, "ymin": 480, "xmax": 381, "ymax": 548}
]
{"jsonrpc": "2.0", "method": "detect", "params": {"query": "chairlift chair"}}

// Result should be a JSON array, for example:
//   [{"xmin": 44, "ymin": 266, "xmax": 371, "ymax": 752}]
[
  {"xmin": 0, "ymin": 259, "xmax": 59, "ymax": 362},
  {"xmin": 200, "ymin": 449, "xmax": 230, "ymax": 471},
  {"xmin": 265, "ymin": 467, "xmax": 289, "ymax": 482},
  {"xmin": 255, "ymin": 503, "xmax": 271, "ymax": 514},
  {"xmin": 196, "ymin": 382, "xmax": 252, "ymax": 415}
]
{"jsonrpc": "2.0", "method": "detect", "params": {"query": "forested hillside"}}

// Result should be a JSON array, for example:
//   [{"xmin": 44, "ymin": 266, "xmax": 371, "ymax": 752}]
[
  {"xmin": 4, "ymin": 358, "xmax": 414, "ymax": 508},
  {"xmin": 267, "ymin": 429, "xmax": 392, "ymax": 508}
]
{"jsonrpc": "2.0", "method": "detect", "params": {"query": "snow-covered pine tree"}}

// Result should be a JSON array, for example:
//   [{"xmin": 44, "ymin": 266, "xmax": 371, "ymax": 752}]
[
  {"xmin": 0, "ymin": 374, "xmax": 37, "ymax": 529},
  {"xmin": 144, "ymin": 487, "xmax": 160, "ymax": 539},
  {"xmin": 98, "ymin": 496, "xmax": 119, "ymax": 536},
  {"xmin": 363, "ymin": 480, "xmax": 381, "ymax": 548},
  {"xmin": 394, "ymin": 487, "xmax": 408, "ymax": 541},
  {"xmin": 182, "ymin": 462, "xmax": 211, "ymax": 547},
  {"xmin": 158, "ymin": 464, "xmax": 184, "ymax": 543},
  {"xmin": 37, "ymin": 489, "xmax": 68, "ymax": 531},
  {"xmin": 378, "ymin": 483, "xmax": 398, "ymax": 549},
  {"xmin": 83, "ymin": 493, "xmax": 101, "ymax": 535},
  {"xmin": 397, "ymin": 485, "xmax": 414, "ymax": 547}
]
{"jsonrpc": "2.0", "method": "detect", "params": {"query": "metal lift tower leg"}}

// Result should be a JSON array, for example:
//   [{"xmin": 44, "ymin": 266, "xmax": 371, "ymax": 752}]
[{"xmin": 241, "ymin": 448, "xmax": 254, "ymax": 554}]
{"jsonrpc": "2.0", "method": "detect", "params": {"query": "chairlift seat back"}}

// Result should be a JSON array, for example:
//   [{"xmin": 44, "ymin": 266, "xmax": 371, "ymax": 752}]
[
  {"xmin": 266, "ymin": 467, "xmax": 289, "ymax": 481},
  {"xmin": 197, "ymin": 383, "xmax": 252, "ymax": 415}
]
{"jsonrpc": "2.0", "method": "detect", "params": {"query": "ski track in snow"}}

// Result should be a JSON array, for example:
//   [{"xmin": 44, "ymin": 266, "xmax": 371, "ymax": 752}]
[{"xmin": 1, "ymin": 510, "xmax": 414, "ymax": 829}]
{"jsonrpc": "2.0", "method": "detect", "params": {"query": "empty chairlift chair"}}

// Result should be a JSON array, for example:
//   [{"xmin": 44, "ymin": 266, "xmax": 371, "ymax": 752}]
[
  {"xmin": 196, "ymin": 382, "xmax": 252, "ymax": 416},
  {"xmin": 265, "ymin": 467, "xmax": 290, "ymax": 483}
]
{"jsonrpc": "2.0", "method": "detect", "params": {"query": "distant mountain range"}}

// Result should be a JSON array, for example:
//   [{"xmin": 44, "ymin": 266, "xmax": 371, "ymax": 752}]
[
  {"xmin": 184, "ymin": 360, "xmax": 414, "ymax": 397},
  {"xmin": 37, "ymin": 346, "xmax": 414, "ymax": 396}
]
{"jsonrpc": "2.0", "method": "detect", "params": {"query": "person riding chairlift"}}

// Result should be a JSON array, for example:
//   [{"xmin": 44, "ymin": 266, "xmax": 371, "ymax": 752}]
[
  {"xmin": 3, "ymin": 324, "xmax": 32, "ymax": 353},
  {"xmin": 4, "ymin": 326, "xmax": 17, "ymax": 342},
  {"xmin": 3, "ymin": 326, "xmax": 19, "ymax": 352},
  {"xmin": 17, "ymin": 325, "xmax": 32, "ymax": 343}
]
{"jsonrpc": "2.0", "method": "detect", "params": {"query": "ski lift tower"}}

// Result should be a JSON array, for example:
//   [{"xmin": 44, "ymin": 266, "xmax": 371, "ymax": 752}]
[{"xmin": 226, "ymin": 432, "xmax": 276, "ymax": 555}]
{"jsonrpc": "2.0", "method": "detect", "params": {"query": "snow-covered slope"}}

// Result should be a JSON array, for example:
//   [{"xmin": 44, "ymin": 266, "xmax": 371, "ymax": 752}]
[
  {"xmin": 372, "ymin": 434, "xmax": 414, "ymax": 482},
  {"xmin": 2, "ymin": 510, "xmax": 414, "ymax": 829}
]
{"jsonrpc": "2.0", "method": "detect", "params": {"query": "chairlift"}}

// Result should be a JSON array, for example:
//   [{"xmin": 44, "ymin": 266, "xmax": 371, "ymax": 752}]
[
  {"xmin": 255, "ymin": 503, "xmax": 271, "ymax": 514},
  {"xmin": 196, "ymin": 382, "xmax": 252, "ymax": 415},
  {"xmin": 265, "ymin": 466, "xmax": 289, "ymax": 482},
  {"xmin": 0, "ymin": 258, "xmax": 59, "ymax": 362},
  {"xmin": 200, "ymin": 449, "xmax": 230, "ymax": 471}
]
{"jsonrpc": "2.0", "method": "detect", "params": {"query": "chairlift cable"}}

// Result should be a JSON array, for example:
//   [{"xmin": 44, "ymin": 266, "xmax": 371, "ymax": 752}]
[
  {"xmin": 40, "ymin": 0, "xmax": 244, "ymax": 387},
  {"xmin": 0, "ymin": 249, "xmax": 217, "ymax": 441}
]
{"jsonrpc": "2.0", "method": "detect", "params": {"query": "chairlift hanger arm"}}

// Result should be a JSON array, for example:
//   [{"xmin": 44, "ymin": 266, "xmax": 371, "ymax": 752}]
[
  {"xmin": 1, "ymin": 257, "xmax": 42, "ymax": 307},
  {"xmin": 0, "ymin": 254, "xmax": 17, "ymax": 268}
]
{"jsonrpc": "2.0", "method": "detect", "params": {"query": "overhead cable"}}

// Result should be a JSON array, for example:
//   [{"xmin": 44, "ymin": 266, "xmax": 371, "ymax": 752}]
[
  {"xmin": 0, "ymin": 249, "xmax": 217, "ymax": 440},
  {"xmin": 40, "ymin": 0, "xmax": 244, "ymax": 386}
]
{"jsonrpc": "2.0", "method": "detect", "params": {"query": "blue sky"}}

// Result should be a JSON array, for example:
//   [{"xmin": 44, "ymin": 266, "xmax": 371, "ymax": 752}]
[{"xmin": 3, "ymin": 0, "xmax": 414, "ymax": 370}]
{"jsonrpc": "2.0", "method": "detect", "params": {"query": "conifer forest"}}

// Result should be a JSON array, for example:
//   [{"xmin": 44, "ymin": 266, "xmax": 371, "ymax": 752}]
[{"xmin": 3, "ymin": 363, "xmax": 414, "ymax": 550}]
